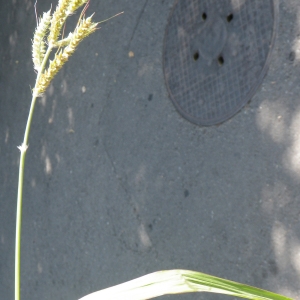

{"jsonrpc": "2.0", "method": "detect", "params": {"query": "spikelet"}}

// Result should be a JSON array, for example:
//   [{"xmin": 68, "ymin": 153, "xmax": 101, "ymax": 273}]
[
  {"xmin": 34, "ymin": 51, "xmax": 67, "ymax": 96},
  {"xmin": 35, "ymin": 16, "xmax": 98, "ymax": 95},
  {"xmin": 32, "ymin": 9, "xmax": 52, "ymax": 71},
  {"xmin": 48, "ymin": 0, "xmax": 71, "ymax": 44},
  {"xmin": 67, "ymin": 0, "xmax": 89, "ymax": 15},
  {"xmin": 63, "ymin": 15, "xmax": 98, "ymax": 57},
  {"xmin": 55, "ymin": 32, "xmax": 73, "ymax": 48}
]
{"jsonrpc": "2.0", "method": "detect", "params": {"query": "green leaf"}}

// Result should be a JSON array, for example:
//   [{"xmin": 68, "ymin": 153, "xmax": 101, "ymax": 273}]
[{"xmin": 79, "ymin": 269, "xmax": 292, "ymax": 300}]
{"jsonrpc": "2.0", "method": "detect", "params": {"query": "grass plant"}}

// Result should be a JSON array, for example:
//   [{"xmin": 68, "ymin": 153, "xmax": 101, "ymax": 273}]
[{"xmin": 15, "ymin": 1, "xmax": 293, "ymax": 299}]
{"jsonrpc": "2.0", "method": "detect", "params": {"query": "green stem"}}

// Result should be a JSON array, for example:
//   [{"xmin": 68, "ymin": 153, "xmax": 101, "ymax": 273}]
[{"xmin": 15, "ymin": 45, "xmax": 52, "ymax": 300}]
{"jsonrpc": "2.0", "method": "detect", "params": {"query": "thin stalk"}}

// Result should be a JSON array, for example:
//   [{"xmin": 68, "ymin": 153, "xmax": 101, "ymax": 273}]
[{"xmin": 15, "ymin": 45, "xmax": 53, "ymax": 300}]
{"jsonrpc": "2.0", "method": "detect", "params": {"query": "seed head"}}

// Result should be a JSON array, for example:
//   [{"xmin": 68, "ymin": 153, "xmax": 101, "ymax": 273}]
[
  {"xmin": 48, "ymin": 0, "xmax": 71, "ymax": 44},
  {"xmin": 34, "ymin": 15, "xmax": 98, "ymax": 96},
  {"xmin": 32, "ymin": 9, "xmax": 52, "ymax": 71}
]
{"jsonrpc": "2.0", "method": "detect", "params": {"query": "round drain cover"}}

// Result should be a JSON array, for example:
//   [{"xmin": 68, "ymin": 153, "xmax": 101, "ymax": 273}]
[{"xmin": 163, "ymin": 0, "xmax": 278, "ymax": 126}]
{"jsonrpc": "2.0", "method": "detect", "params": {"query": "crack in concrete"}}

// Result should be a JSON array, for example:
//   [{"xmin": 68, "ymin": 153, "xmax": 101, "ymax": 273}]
[
  {"xmin": 129, "ymin": 0, "xmax": 149, "ymax": 46},
  {"xmin": 98, "ymin": 1, "xmax": 149, "ymax": 127},
  {"xmin": 102, "ymin": 140, "xmax": 156, "ymax": 253}
]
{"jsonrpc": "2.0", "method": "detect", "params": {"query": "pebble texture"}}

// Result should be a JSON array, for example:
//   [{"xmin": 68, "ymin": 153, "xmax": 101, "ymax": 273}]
[{"xmin": 0, "ymin": 1, "xmax": 299, "ymax": 300}]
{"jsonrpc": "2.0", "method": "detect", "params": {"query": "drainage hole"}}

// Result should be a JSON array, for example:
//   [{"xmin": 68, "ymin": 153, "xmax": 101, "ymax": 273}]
[
  {"xmin": 218, "ymin": 55, "xmax": 224, "ymax": 65},
  {"xmin": 193, "ymin": 51, "xmax": 199, "ymax": 61},
  {"xmin": 227, "ymin": 13, "xmax": 233, "ymax": 22},
  {"xmin": 202, "ymin": 12, "xmax": 207, "ymax": 20}
]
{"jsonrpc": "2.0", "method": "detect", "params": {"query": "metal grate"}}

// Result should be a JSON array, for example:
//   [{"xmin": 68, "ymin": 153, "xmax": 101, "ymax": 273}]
[{"xmin": 163, "ymin": 0, "xmax": 278, "ymax": 126}]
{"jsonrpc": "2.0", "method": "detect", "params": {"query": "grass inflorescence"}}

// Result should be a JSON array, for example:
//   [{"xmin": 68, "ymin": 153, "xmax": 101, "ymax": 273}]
[{"xmin": 32, "ymin": 0, "xmax": 98, "ymax": 96}]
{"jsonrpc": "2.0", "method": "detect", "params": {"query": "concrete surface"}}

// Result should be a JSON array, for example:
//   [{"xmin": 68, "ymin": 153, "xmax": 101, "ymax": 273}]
[{"xmin": 1, "ymin": 0, "xmax": 300, "ymax": 299}]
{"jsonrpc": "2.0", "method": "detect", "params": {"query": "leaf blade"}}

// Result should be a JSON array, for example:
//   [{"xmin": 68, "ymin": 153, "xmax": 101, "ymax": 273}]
[{"xmin": 79, "ymin": 270, "xmax": 292, "ymax": 300}]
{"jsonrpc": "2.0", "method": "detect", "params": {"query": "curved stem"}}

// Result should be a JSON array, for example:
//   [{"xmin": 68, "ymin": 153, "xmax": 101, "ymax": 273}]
[{"xmin": 15, "ymin": 45, "xmax": 52, "ymax": 300}]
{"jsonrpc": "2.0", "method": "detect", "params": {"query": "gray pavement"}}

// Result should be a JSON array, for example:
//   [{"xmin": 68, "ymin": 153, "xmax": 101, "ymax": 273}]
[{"xmin": 1, "ymin": 0, "xmax": 300, "ymax": 299}]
